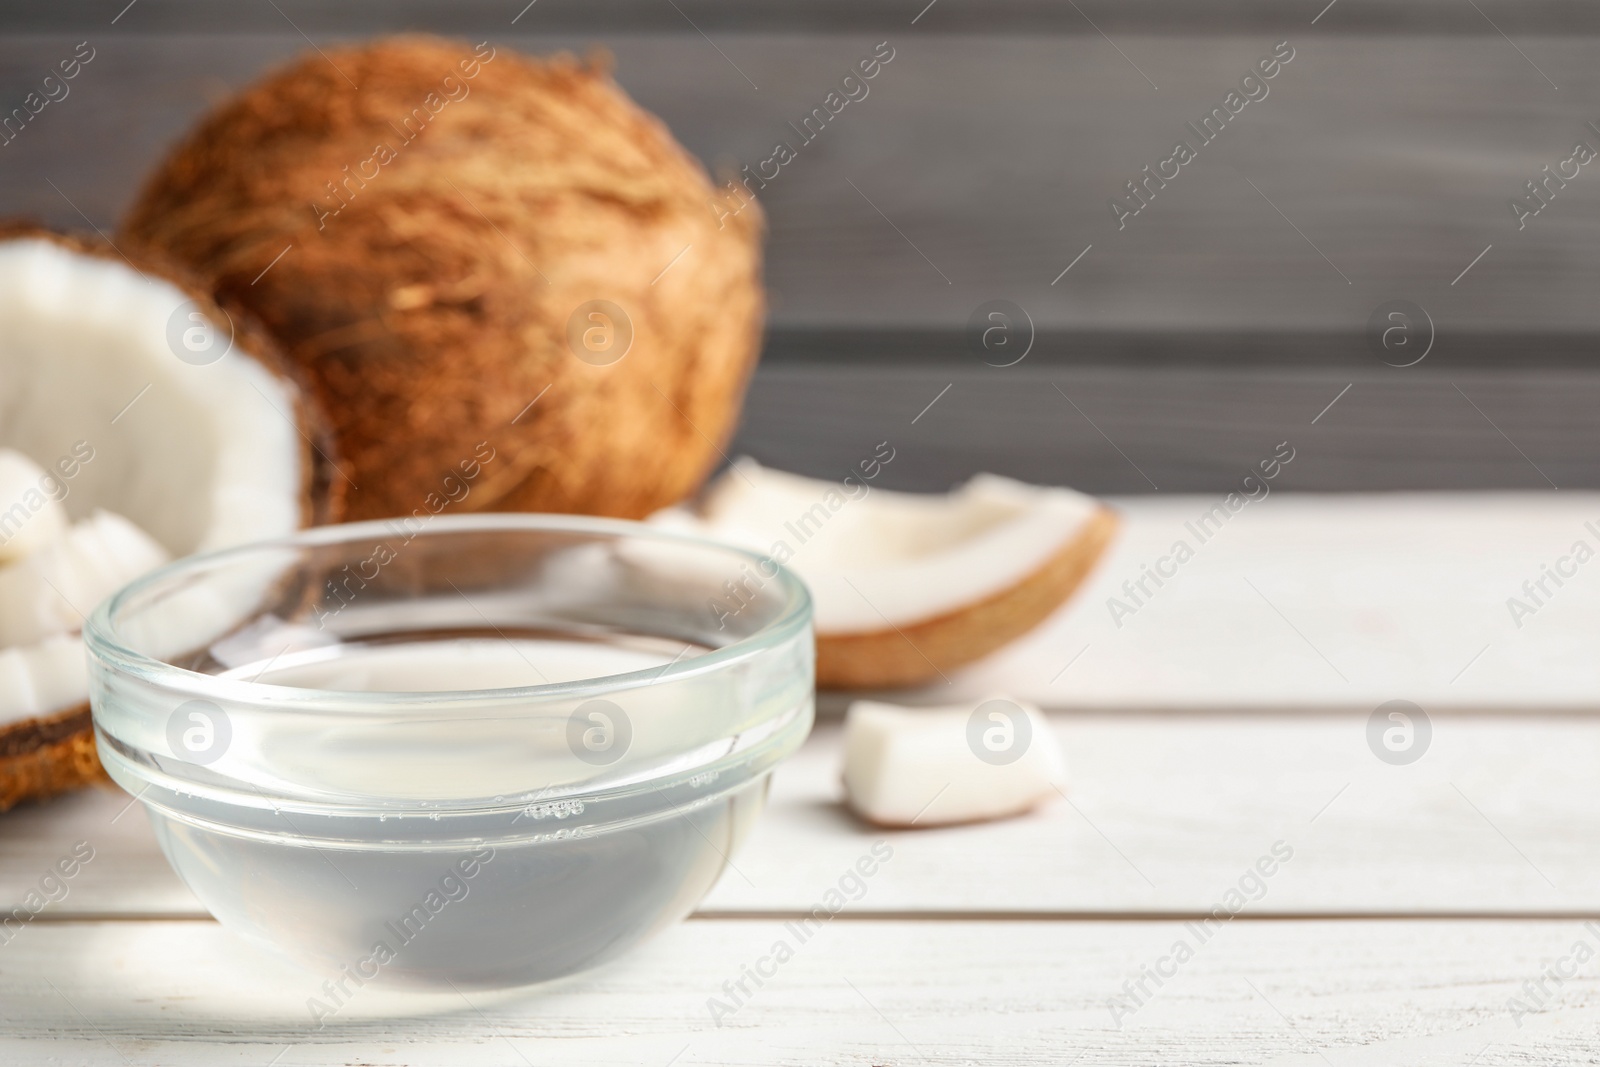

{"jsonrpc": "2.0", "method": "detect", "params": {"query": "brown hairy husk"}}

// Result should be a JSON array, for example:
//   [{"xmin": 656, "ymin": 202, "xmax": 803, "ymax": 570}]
[{"xmin": 123, "ymin": 36, "xmax": 766, "ymax": 522}]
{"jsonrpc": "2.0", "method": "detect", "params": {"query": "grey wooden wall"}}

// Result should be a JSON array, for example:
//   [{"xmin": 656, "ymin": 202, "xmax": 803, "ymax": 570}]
[{"xmin": 2, "ymin": 2, "xmax": 1597, "ymax": 491}]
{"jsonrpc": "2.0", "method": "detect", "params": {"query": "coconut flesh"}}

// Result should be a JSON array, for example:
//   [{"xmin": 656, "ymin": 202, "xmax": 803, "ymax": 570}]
[
  {"xmin": 654, "ymin": 461, "xmax": 1119, "ymax": 689},
  {"xmin": 0, "ymin": 231, "xmax": 333, "ymax": 809},
  {"xmin": 842, "ymin": 697, "xmax": 1066, "ymax": 827}
]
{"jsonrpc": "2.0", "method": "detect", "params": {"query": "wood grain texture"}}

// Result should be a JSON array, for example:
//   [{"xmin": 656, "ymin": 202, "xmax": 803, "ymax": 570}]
[
  {"xmin": 0, "ymin": 917, "xmax": 1595, "ymax": 1064},
  {"xmin": 731, "ymin": 365, "xmax": 1600, "ymax": 493},
  {"xmin": 936, "ymin": 492, "xmax": 1600, "ymax": 710},
  {"xmin": 11, "ymin": 1, "xmax": 1600, "ymax": 34},
  {"xmin": 709, "ymin": 716, "xmax": 1600, "ymax": 915}
]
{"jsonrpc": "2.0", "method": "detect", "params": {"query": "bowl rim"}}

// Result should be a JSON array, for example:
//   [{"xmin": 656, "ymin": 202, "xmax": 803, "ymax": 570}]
[{"xmin": 84, "ymin": 512, "xmax": 813, "ymax": 710}]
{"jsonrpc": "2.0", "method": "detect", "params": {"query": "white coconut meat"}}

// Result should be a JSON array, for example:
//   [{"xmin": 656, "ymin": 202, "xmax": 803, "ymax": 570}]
[
  {"xmin": 0, "ymin": 449, "xmax": 67, "ymax": 562},
  {"xmin": 0, "ymin": 235, "xmax": 315, "ymax": 732},
  {"xmin": 656, "ymin": 459, "xmax": 1105, "ymax": 634},
  {"xmin": 842, "ymin": 697, "xmax": 1066, "ymax": 827},
  {"xmin": 0, "ymin": 237, "xmax": 305, "ymax": 553},
  {"xmin": 0, "ymin": 634, "xmax": 92, "ymax": 725},
  {"xmin": 0, "ymin": 510, "xmax": 170, "ymax": 647}
]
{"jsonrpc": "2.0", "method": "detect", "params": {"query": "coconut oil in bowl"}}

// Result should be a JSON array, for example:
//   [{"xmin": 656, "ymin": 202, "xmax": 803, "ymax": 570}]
[{"xmin": 84, "ymin": 516, "xmax": 813, "ymax": 990}]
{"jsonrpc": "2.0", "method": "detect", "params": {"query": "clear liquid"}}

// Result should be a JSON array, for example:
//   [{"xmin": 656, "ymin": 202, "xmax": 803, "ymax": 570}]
[
  {"xmin": 183, "ymin": 629, "xmax": 727, "ymax": 803},
  {"xmin": 206, "ymin": 626, "xmax": 700, "ymax": 690},
  {"xmin": 144, "ymin": 631, "xmax": 780, "ymax": 991}
]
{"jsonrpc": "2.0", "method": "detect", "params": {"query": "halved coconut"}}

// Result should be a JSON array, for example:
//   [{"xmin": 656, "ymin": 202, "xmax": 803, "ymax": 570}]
[
  {"xmin": 0, "ymin": 225, "xmax": 342, "ymax": 811},
  {"xmin": 654, "ymin": 460, "xmax": 1118, "ymax": 689}
]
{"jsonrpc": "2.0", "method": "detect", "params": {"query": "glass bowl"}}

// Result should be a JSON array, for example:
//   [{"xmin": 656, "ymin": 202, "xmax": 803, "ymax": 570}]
[{"xmin": 85, "ymin": 514, "xmax": 813, "ymax": 990}]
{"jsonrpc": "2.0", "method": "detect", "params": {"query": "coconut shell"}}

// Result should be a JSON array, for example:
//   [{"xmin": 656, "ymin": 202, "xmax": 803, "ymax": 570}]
[
  {"xmin": 0, "ymin": 705, "xmax": 104, "ymax": 811},
  {"xmin": 0, "ymin": 224, "xmax": 344, "ymax": 812},
  {"xmin": 123, "ymin": 36, "xmax": 766, "ymax": 523}
]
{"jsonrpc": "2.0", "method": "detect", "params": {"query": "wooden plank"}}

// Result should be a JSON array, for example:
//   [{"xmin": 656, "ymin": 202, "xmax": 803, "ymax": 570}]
[
  {"xmin": 0, "ymin": 782, "xmax": 191, "ymax": 917},
  {"xmin": 14, "ymin": 711, "xmax": 1600, "ymax": 918},
  {"xmin": 715, "ymin": 716, "xmax": 1600, "ymax": 915},
  {"xmin": 732, "ymin": 366, "xmax": 1600, "ymax": 491},
  {"xmin": 0, "ymin": 917, "xmax": 1594, "ymax": 1063},
  {"xmin": 1, "ymin": 34, "xmax": 1597, "ymax": 335},
  {"xmin": 761, "ymin": 328, "xmax": 1600, "ymax": 368},
  {"xmin": 936, "ymin": 492, "xmax": 1600, "ymax": 709},
  {"xmin": 10, "ymin": 0, "xmax": 1600, "ymax": 35}
]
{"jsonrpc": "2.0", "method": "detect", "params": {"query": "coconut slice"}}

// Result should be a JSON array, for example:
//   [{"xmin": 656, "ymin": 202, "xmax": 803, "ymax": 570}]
[
  {"xmin": 842, "ymin": 697, "xmax": 1065, "ymax": 827},
  {"xmin": 654, "ymin": 460, "xmax": 1118, "ymax": 689},
  {"xmin": 0, "ymin": 449, "xmax": 68, "ymax": 563},
  {"xmin": 0, "ymin": 226, "xmax": 342, "ymax": 811},
  {"xmin": 0, "ymin": 510, "xmax": 170, "ymax": 647}
]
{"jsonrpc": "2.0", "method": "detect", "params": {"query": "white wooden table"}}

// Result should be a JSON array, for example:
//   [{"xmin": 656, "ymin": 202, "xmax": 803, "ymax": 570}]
[{"xmin": 5, "ymin": 495, "xmax": 1599, "ymax": 1065}]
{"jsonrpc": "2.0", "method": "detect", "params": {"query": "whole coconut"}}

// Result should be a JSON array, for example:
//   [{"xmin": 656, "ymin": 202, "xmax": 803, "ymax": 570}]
[{"xmin": 124, "ymin": 36, "xmax": 764, "ymax": 520}]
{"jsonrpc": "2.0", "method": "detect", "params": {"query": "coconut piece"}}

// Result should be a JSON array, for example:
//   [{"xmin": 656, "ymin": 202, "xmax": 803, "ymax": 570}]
[
  {"xmin": 0, "ymin": 636, "xmax": 97, "ymax": 811},
  {"xmin": 0, "ymin": 449, "xmax": 68, "ymax": 563},
  {"xmin": 842, "ymin": 697, "xmax": 1065, "ymax": 827},
  {"xmin": 123, "ymin": 36, "xmax": 764, "ymax": 523},
  {"xmin": 0, "ymin": 511, "xmax": 170, "ymax": 647},
  {"xmin": 656, "ymin": 460, "xmax": 1118, "ymax": 689},
  {"xmin": 0, "ymin": 635, "xmax": 89, "ymax": 723},
  {"xmin": 0, "ymin": 225, "xmax": 342, "ymax": 811}
]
